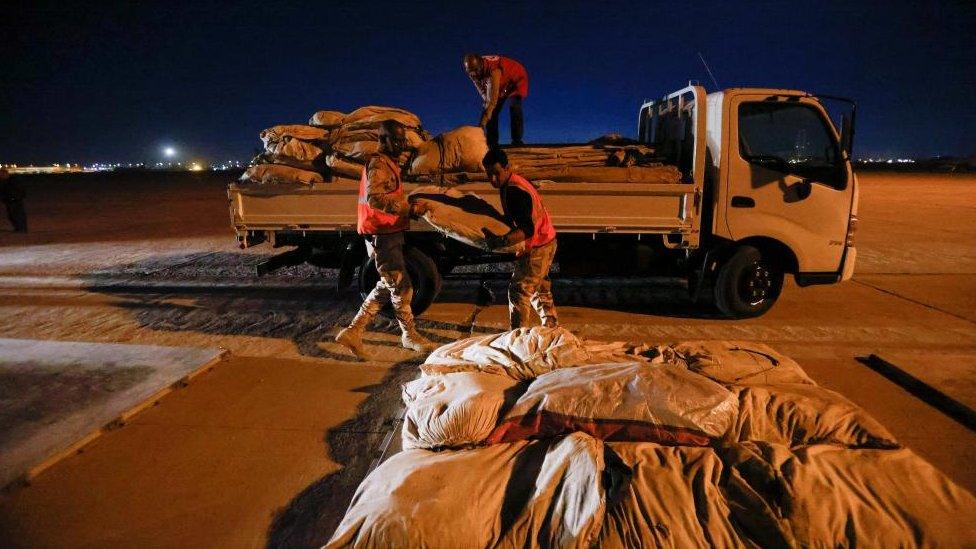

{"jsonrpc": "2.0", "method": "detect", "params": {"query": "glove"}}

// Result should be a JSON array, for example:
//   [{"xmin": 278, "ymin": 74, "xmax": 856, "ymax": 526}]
[
  {"xmin": 410, "ymin": 202, "xmax": 430, "ymax": 219},
  {"xmin": 484, "ymin": 233, "xmax": 507, "ymax": 250}
]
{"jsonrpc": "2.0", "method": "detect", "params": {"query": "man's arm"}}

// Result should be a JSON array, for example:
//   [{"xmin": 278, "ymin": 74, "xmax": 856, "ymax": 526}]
[
  {"xmin": 479, "ymin": 69, "xmax": 503, "ymax": 126},
  {"xmin": 469, "ymin": 72, "xmax": 490, "ymax": 103},
  {"xmin": 365, "ymin": 159, "xmax": 410, "ymax": 218},
  {"xmin": 490, "ymin": 186, "xmax": 534, "ymax": 248}
]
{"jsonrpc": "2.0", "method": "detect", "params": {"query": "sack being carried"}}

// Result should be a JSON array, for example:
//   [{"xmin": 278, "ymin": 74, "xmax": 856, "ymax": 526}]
[
  {"xmin": 409, "ymin": 185, "xmax": 524, "ymax": 254},
  {"xmin": 409, "ymin": 126, "xmax": 488, "ymax": 175}
]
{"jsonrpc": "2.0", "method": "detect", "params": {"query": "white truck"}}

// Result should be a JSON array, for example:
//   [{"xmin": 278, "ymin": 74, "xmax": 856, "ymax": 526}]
[{"xmin": 227, "ymin": 85, "xmax": 858, "ymax": 318}]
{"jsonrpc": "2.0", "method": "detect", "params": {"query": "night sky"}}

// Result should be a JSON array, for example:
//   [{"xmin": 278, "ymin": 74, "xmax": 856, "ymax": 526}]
[{"xmin": 2, "ymin": 0, "xmax": 974, "ymax": 165}]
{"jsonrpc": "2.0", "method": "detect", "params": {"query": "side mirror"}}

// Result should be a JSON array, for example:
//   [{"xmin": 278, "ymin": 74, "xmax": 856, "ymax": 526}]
[
  {"xmin": 840, "ymin": 113, "xmax": 855, "ymax": 157},
  {"xmin": 795, "ymin": 178, "xmax": 812, "ymax": 200}
]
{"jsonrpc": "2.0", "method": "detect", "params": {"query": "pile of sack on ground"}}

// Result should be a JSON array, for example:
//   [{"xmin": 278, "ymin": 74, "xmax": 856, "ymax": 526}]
[
  {"xmin": 326, "ymin": 327, "xmax": 976, "ymax": 548},
  {"xmin": 240, "ymin": 105, "xmax": 491, "ymax": 186}
]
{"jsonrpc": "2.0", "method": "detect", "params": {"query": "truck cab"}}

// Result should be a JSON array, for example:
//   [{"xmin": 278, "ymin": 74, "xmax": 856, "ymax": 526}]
[{"xmin": 638, "ymin": 86, "xmax": 858, "ymax": 316}]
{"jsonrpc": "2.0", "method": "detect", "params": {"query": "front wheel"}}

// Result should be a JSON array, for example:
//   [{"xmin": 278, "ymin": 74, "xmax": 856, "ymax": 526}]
[
  {"xmin": 358, "ymin": 246, "xmax": 442, "ymax": 317},
  {"xmin": 714, "ymin": 245, "xmax": 783, "ymax": 318}
]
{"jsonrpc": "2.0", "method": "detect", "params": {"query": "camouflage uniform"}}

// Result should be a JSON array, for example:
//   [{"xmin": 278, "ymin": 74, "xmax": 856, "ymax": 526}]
[
  {"xmin": 510, "ymin": 239, "xmax": 558, "ymax": 328},
  {"xmin": 347, "ymin": 154, "xmax": 417, "ymax": 335}
]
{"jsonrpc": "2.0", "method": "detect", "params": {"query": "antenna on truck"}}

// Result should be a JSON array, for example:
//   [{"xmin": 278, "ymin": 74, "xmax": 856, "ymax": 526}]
[{"xmin": 697, "ymin": 52, "xmax": 721, "ymax": 90}]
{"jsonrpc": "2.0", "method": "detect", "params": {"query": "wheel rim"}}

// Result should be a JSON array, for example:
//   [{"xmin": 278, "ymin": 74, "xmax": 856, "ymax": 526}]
[{"xmin": 739, "ymin": 261, "xmax": 772, "ymax": 307}]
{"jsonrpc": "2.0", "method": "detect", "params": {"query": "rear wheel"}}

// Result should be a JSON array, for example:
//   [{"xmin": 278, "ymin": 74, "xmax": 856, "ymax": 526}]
[
  {"xmin": 358, "ymin": 246, "xmax": 442, "ymax": 317},
  {"xmin": 714, "ymin": 245, "xmax": 783, "ymax": 318}
]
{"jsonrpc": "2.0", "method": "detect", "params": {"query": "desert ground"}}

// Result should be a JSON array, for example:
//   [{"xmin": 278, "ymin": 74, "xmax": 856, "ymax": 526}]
[{"xmin": 0, "ymin": 170, "xmax": 974, "ymax": 547}]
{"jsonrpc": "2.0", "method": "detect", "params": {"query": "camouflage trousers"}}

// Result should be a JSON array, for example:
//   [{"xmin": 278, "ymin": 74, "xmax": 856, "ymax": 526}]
[
  {"xmin": 509, "ymin": 239, "xmax": 558, "ymax": 329},
  {"xmin": 349, "ymin": 232, "xmax": 415, "ymax": 332}
]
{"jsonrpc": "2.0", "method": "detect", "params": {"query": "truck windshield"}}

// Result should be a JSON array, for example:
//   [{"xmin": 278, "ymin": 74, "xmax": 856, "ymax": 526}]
[{"xmin": 739, "ymin": 101, "xmax": 845, "ymax": 189}]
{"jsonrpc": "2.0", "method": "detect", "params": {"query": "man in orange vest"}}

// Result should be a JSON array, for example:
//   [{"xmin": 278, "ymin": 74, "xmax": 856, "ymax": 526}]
[
  {"xmin": 481, "ymin": 148, "xmax": 558, "ymax": 329},
  {"xmin": 463, "ymin": 53, "xmax": 528, "ymax": 146},
  {"xmin": 335, "ymin": 120, "xmax": 435, "ymax": 360}
]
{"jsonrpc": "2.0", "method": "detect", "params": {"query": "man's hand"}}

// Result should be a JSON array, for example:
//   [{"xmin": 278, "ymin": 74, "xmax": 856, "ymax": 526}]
[
  {"xmin": 409, "ymin": 202, "xmax": 430, "ymax": 219},
  {"xmin": 484, "ymin": 232, "xmax": 507, "ymax": 250}
]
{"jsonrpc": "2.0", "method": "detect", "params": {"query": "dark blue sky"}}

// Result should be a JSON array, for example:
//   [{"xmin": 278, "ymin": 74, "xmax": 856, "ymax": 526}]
[{"xmin": 2, "ymin": 0, "xmax": 974, "ymax": 165}]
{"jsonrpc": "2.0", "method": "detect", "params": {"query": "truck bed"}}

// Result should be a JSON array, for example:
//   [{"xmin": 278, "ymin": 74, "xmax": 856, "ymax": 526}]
[{"xmin": 229, "ymin": 165, "xmax": 698, "ymax": 244}]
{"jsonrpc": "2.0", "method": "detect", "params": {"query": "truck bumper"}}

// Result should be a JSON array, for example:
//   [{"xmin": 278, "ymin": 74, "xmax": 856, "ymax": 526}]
[{"xmin": 840, "ymin": 246, "xmax": 857, "ymax": 281}]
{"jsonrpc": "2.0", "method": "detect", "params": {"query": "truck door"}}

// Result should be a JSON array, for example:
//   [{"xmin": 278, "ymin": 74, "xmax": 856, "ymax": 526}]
[{"xmin": 724, "ymin": 94, "xmax": 854, "ymax": 273}]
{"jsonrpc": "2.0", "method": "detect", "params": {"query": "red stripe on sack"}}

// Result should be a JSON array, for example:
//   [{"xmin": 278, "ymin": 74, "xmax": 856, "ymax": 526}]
[{"xmin": 486, "ymin": 411, "xmax": 712, "ymax": 446}]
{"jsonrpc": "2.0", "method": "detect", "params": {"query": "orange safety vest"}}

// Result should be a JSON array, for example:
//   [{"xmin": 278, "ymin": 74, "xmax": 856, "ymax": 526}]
[
  {"xmin": 357, "ymin": 154, "xmax": 409, "ymax": 235},
  {"xmin": 502, "ymin": 174, "xmax": 556, "ymax": 250}
]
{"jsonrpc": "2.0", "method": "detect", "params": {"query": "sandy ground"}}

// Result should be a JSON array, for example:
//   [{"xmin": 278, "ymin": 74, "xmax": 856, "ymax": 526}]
[{"xmin": 0, "ymin": 171, "xmax": 974, "ymax": 547}]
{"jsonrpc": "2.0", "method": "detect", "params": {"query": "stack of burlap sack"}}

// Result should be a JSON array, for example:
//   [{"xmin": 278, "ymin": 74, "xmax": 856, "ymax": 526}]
[
  {"xmin": 326, "ymin": 327, "xmax": 976, "ymax": 548},
  {"xmin": 240, "ymin": 105, "xmax": 490, "ymax": 186}
]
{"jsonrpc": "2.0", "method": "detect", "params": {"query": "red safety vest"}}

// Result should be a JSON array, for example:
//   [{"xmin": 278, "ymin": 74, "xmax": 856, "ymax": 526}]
[
  {"xmin": 480, "ymin": 55, "xmax": 529, "ymax": 98},
  {"xmin": 357, "ymin": 154, "xmax": 409, "ymax": 235},
  {"xmin": 502, "ymin": 174, "xmax": 556, "ymax": 250}
]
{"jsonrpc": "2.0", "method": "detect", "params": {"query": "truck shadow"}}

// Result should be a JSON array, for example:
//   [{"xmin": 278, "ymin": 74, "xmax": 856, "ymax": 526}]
[
  {"xmin": 438, "ymin": 277, "xmax": 726, "ymax": 320},
  {"xmin": 80, "ymin": 252, "xmax": 725, "ymax": 361},
  {"xmin": 79, "ymin": 252, "xmax": 498, "ymax": 361}
]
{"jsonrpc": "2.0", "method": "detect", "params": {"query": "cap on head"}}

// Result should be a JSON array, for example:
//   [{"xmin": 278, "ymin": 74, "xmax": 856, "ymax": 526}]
[
  {"xmin": 482, "ymin": 147, "xmax": 508, "ymax": 169},
  {"xmin": 463, "ymin": 53, "xmax": 482, "ymax": 74}
]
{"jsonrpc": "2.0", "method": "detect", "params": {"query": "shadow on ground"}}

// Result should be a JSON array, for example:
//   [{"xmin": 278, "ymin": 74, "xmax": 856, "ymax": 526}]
[
  {"xmin": 79, "ymin": 252, "xmax": 723, "ymax": 359},
  {"xmin": 265, "ymin": 356, "xmax": 422, "ymax": 548}
]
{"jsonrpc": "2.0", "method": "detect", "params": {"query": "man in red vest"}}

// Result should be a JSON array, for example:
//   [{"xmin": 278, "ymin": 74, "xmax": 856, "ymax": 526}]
[
  {"xmin": 335, "ymin": 120, "xmax": 434, "ymax": 360},
  {"xmin": 481, "ymin": 148, "xmax": 559, "ymax": 329},
  {"xmin": 463, "ymin": 53, "xmax": 528, "ymax": 146}
]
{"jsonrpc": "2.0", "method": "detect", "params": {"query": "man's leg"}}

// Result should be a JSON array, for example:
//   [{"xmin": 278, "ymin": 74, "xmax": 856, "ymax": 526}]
[
  {"xmin": 509, "ymin": 95, "xmax": 524, "ymax": 146},
  {"xmin": 509, "ymin": 250, "xmax": 541, "ymax": 329},
  {"xmin": 374, "ymin": 232, "xmax": 434, "ymax": 353},
  {"xmin": 335, "ymin": 237, "xmax": 389, "ymax": 360},
  {"xmin": 485, "ymin": 97, "xmax": 507, "ymax": 147},
  {"xmin": 529, "ymin": 241, "xmax": 558, "ymax": 327}
]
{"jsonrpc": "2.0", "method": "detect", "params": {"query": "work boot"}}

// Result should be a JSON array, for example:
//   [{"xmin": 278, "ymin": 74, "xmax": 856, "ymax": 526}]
[
  {"xmin": 401, "ymin": 328, "xmax": 436, "ymax": 354},
  {"xmin": 335, "ymin": 326, "xmax": 371, "ymax": 361}
]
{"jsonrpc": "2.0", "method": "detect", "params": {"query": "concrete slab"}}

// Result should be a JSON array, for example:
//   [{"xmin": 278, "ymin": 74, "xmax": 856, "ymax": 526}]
[
  {"xmin": 0, "ymin": 338, "xmax": 224, "ymax": 489},
  {"xmin": 0, "ymin": 354, "xmax": 415, "ymax": 549}
]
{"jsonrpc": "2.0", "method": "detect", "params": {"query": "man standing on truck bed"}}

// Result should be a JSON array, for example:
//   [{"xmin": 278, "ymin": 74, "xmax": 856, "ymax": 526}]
[
  {"xmin": 335, "ymin": 120, "xmax": 435, "ymax": 360},
  {"xmin": 463, "ymin": 53, "xmax": 528, "ymax": 146},
  {"xmin": 482, "ymin": 147, "xmax": 558, "ymax": 329}
]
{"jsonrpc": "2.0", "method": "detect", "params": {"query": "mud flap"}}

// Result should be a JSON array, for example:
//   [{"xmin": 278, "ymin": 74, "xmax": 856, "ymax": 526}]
[
  {"xmin": 336, "ymin": 240, "xmax": 364, "ymax": 294},
  {"xmin": 255, "ymin": 247, "xmax": 309, "ymax": 277}
]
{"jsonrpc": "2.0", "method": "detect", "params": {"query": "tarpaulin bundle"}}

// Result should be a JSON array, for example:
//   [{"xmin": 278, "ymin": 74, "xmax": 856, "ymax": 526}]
[
  {"xmin": 488, "ymin": 362, "xmax": 738, "ymax": 445},
  {"xmin": 407, "ymin": 185, "xmax": 524, "ymax": 254},
  {"xmin": 327, "ymin": 327, "xmax": 976, "ymax": 547},
  {"xmin": 308, "ymin": 110, "xmax": 345, "ymax": 128},
  {"xmin": 241, "ymin": 106, "xmax": 428, "ymax": 185},
  {"xmin": 327, "ymin": 433, "xmax": 607, "ymax": 549},
  {"xmin": 239, "ymin": 163, "xmax": 325, "ymax": 186}
]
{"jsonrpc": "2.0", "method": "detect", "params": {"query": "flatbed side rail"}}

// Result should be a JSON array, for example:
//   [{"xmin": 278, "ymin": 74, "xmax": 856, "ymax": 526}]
[{"xmin": 639, "ymin": 84, "xmax": 707, "ymax": 247}]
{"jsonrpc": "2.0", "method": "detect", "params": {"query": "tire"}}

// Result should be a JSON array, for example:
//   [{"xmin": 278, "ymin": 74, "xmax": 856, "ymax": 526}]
[
  {"xmin": 714, "ymin": 245, "xmax": 784, "ymax": 318},
  {"xmin": 358, "ymin": 246, "xmax": 442, "ymax": 317}
]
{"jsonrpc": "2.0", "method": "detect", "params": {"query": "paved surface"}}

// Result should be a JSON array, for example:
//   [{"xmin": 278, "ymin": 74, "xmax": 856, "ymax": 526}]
[
  {"xmin": 0, "ymin": 338, "xmax": 223, "ymax": 489},
  {"xmin": 0, "ymin": 171, "xmax": 974, "ymax": 548}
]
